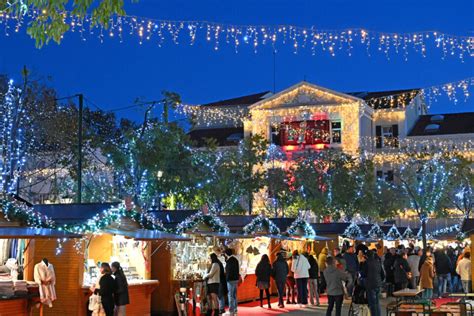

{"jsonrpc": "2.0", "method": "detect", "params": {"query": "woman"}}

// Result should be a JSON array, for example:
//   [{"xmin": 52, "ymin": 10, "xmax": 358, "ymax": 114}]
[
  {"xmin": 98, "ymin": 263, "xmax": 116, "ymax": 316},
  {"xmin": 286, "ymin": 256, "xmax": 296, "ymax": 304},
  {"xmin": 420, "ymin": 255, "xmax": 435, "ymax": 299},
  {"xmin": 255, "ymin": 254, "xmax": 272, "ymax": 308},
  {"xmin": 272, "ymin": 252, "xmax": 289, "ymax": 308},
  {"xmin": 204, "ymin": 254, "xmax": 221, "ymax": 316},
  {"xmin": 111, "ymin": 262, "xmax": 129, "ymax": 316},
  {"xmin": 393, "ymin": 252, "xmax": 411, "ymax": 291},
  {"xmin": 292, "ymin": 250, "xmax": 310, "ymax": 307},
  {"xmin": 307, "ymin": 252, "xmax": 320, "ymax": 306}
]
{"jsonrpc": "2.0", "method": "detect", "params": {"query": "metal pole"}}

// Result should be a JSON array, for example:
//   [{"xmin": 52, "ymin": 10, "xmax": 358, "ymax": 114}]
[{"xmin": 77, "ymin": 94, "xmax": 83, "ymax": 203}]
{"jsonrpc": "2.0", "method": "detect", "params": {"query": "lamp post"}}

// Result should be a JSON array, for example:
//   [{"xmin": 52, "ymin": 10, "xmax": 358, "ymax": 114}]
[{"xmin": 157, "ymin": 170, "xmax": 163, "ymax": 211}]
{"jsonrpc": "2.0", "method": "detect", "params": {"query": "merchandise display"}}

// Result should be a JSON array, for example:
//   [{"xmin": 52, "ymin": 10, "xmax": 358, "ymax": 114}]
[{"xmin": 171, "ymin": 237, "xmax": 214, "ymax": 281}]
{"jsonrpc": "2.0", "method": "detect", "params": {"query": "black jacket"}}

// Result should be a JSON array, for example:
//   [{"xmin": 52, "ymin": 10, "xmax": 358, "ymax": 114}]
[
  {"xmin": 225, "ymin": 256, "xmax": 240, "ymax": 282},
  {"xmin": 113, "ymin": 272, "xmax": 130, "ymax": 306},
  {"xmin": 383, "ymin": 253, "xmax": 395, "ymax": 283},
  {"xmin": 361, "ymin": 255, "xmax": 385, "ymax": 290},
  {"xmin": 99, "ymin": 273, "xmax": 116, "ymax": 314},
  {"xmin": 217, "ymin": 260, "xmax": 228, "ymax": 294},
  {"xmin": 272, "ymin": 257, "xmax": 289, "ymax": 283},
  {"xmin": 308, "ymin": 255, "xmax": 319, "ymax": 279},
  {"xmin": 393, "ymin": 256, "xmax": 411, "ymax": 284},
  {"xmin": 256, "ymin": 261, "xmax": 272, "ymax": 283},
  {"xmin": 434, "ymin": 251, "xmax": 452, "ymax": 275}
]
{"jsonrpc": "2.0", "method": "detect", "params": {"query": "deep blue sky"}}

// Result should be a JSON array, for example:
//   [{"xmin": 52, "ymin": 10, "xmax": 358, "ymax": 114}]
[{"xmin": 1, "ymin": 0, "xmax": 473, "ymax": 121}]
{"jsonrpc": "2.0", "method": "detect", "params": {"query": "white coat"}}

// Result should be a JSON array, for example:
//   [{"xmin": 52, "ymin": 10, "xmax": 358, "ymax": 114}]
[
  {"xmin": 456, "ymin": 258, "xmax": 472, "ymax": 281},
  {"xmin": 34, "ymin": 261, "xmax": 57, "ymax": 307},
  {"xmin": 204, "ymin": 263, "xmax": 220, "ymax": 284},
  {"xmin": 291, "ymin": 255, "xmax": 311, "ymax": 279}
]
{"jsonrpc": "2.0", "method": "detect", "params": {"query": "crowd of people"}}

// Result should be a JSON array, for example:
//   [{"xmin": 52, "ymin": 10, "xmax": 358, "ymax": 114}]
[{"xmin": 203, "ymin": 243, "xmax": 472, "ymax": 316}]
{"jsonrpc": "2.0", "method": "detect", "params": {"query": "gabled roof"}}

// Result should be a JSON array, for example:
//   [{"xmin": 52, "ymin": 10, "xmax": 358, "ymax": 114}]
[
  {"xmin": 200, "ymin": 91, "xmax": 271, "ymax": 107},
  {"xmin": 249, "ymin": 81, "xmax": 363, "ymax": 110},
  {"xmin": 33, "ymin": 202, "xmax": 119, "ymax": 224},
  {"xmin": 408, "ymin": 112, "xmax": 474, "ymax": 136},
  {"xmin": 188, "ymin": 127, "xmax": 244, "ymax": 147},
  {"xmin": 347, "ymin": 89, "xmax": 420, "ymax": 109}
]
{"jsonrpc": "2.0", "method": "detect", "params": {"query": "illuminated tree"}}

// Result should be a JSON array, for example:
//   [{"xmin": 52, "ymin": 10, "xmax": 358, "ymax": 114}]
[{"xmin": 444, "ymin": 156, "xmax": 473, "ymax": 218}]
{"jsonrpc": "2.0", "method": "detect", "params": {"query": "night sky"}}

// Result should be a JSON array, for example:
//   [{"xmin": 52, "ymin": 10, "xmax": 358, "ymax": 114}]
[{"xmin": 1, "ymin": 0, "xmax": 473, "ymax": 122}]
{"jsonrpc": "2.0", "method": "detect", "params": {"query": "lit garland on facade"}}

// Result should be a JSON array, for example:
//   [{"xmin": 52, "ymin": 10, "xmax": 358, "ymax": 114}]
[
  {"xmin": 368, "ymin": 223, "xmax": 385, "ymax": 239},
  {"xmin": 175, "ymin": 211, "xmax": 229, "ymax": 234},
  {"xmin": 402, "ymin": 226, "xmax": 416, "ymax": 240},
  {"xmin": 426, "ymin": 224, "xmax": 460, "ymax": 240},
  {"xmin": 242, "ymin": 215, "xmax": 280, "ymax": 235},
  {"xmin": 0, "ymin": 198, "xmax": 54, "ymax": 228},
  {"xmin": 286, "ymin": 216, "xmax": 316, "ymax": 236},
  {"xmin": 2, "ymin": 10, "xmax": 473, "ymax": 60},
  {"xmin": 386, "ymin": 224, "xmax": 402, "ymax": 240},
  {"xmin": 343, "ymin": 222, "xmax": 363, "ymax": 239},
  {"xmin": 62, "ymin": 204, "xmax": 165, "ymax": 234}
]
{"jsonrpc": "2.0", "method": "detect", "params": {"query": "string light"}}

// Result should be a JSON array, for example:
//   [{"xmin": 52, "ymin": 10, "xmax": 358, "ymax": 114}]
[
  {"xmin": 386, "ymin": 224, "xmax": 402, "ymax": 240},
  {"xmin": 402, "ymin": 226, "xmax": 416, "ymax": 240},
  {"xmin": 368, "ymin": 223, "xmax": 385, "ymax": 239},
  {"xmin": 242, "ymin": 214, "xmax": 280, "ymax": 235},
  {"xmin": 175, "ymin": 211, "xmax": 230, "ymax": 234},
  {"xmin": 343, "ymin": 222, "xmax": 363, "ymax": 239},
  {"xmin": 286, "ymin": 216, "xmax": 316, "ymax": 236},
  {"xmin": 2, "ymin": 10, "xmax": 473, "ymax": 61},
  {"xmin": 0, "ymin": 197, "xmax": 54, "ymax": 227}
]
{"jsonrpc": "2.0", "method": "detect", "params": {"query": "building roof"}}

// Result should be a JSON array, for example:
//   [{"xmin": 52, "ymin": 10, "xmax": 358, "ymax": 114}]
[
  {"xmin": 461, "ymin": 218, "xmax": 474, "ymax": 234},
  {"xmin": 347, "ymin": 89, "xmax": 420, "ymax": 109},
  {"xmin": 33, "ymin": 202, "xmax": 119, "ymax": 224},
  {"xmin": 188, "ymin": 127, "xmax": 244, "ymax": 147},
  {"xmin": 408, "ymin": 112, "xmax": 474, "ymax": 136},
  {"xmin": 200, "ymin": 91, "xmax": 271, "ymax": 107}
]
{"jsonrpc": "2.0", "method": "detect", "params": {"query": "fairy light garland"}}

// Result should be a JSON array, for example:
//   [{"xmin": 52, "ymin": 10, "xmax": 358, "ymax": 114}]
[
  {"xmin": 386, "ymin": 224, "xmax": 402, "ymax": 240},
  {"xmin": 402, "ymin": 226, "xmax": 416, "ymax": 240},
  {"xmin": 242, "ymin": 214, "xmax": 280, "ymax": 235},
  {"xmin": 2, "ymin": 9, "xmax": 473, "ymax": 61},
  {"xmin": 0, "ymin": 198, "xmax": 54, "ymax": 227},
  {"xmin": 175, "ymin": 211, "xmax": 229, "ymax": 234},
  {"xmin": 368, "ymin": 223, "xmax": 385, "ymax": 239},
  {"xmin": 343, "ymin": 222, "xmax": 363, "ymax": 239},
  {"xmin": 427, "ymin": 224, "xmax": 460, "ymax": 240},
  {"xmin": 286, "ymin": 216, "xmax": 316, "ymax": 236}
]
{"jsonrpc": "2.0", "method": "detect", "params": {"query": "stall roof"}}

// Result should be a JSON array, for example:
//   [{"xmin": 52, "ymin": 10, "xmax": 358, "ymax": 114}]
[
  {"xmin": 0, "ymin": 227, "xmax": 82, "ymax": 239},
  {"xmin": 194, "ymin": 231, "xmax": 256, "ymax": 239},
  {"xmin": 461, "ymin": 219, "xmax": 474, "ymax": 234},
  {"xmin": 103, "ymin": 228, "xmax": 191, "ymax": 241},
  {"xmin": 300, "ymin": 235, "xmax": 333, "ymax": 241},
  {"xmin": 33, "ymin": 202, "xmax": 119, "ymax": 224}
]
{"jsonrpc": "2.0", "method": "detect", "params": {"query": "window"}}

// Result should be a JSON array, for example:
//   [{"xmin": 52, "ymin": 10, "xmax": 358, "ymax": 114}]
[
  {"xmin": 376, "ymin": 170, "xmax": 394, "ymax": 182},
  {"xmin": 376, "ymin": 124, "xmax": 399, "ymax": 148},
  {"xmin": 331, "ymin": 121, "xmax": 342, "ymax": 144}
]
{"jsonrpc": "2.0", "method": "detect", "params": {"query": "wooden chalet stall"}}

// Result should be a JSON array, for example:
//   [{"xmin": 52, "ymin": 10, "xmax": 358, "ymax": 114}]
[
  {"xmin": 0, "ymin": 199, "xmax": 81, "ymax": 316},
  {"xmin": 31, "ymin": 203, "xmax": 177, "ymax": 316}
]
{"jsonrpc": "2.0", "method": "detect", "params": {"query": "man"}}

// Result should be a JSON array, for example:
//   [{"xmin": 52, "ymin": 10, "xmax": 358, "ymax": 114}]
[
  {"xmin": 456, "ymin": 252, "xmax": 471, "ymax": 294},
  {"xmin": 333, "ymin": 247, "xmax": 347, "ymax": 271},
  {"xmin": 383, "ymin": 248, "xmax": 396, "ymax": 296},
  {"xmin": 434, "ymin": 248, "xmax": 453, "ymax": 297},
  {"xmin": 272, "ymin": 252, "xmax": 289, "ymax": 308},
  {"xmin": 361, "ymin": 250, "xmax": 385, "ymax": 316},
  {"xmin": 343, "ymin": 246, "xmax": 358, "ymax": 296},
  {"xmin": 216, "ymin": 253, "xmax": 228, "ymax": 314},
  {"xmin": 307, "ymin": 252, "xmax": 320, "ymax": 306},
  {"xmin": 323, "ymin": 256, "xmax": 351, "ymax": 316},
  {"xmin": 224, "ymin": 248, "xmax": 240, "ymax": 315},
  {"xmin": 407, "ymin": 248, "xmax": 422, "ymax": 289},
  {"xmin": 393, "ymin": 251, "xmax": 411, "ymax": 291},
  {"xmin": 291, "ymin": 250, "xmax": 310, "ymax": 307}
]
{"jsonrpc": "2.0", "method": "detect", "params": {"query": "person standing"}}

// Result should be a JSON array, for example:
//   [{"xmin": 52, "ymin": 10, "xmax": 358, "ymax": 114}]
[
  {"xmin": 343, "ymin": 246, "xmax": 358, "ymax": 296},
  {"xmin": 420, "ymin": 255, "xmax": 435, "ymax": 299},
  {"xmin": 272, "ymin": 252, "xmax": 289, "ymax": 308},
  {"xmin": 224, "ymin": 248, "xmax": 240, "ymax": 315},
  {"xmin": 360, "ymin": 250, "xmax": 384, "ymax": 316},
  {"xmin": 456, "ymin": 252, "xmax": 471, "ymax": 294},
  {"xmin": 434, "ymin": 248, "xmax": 453, "ymax": 297},
  {"xmin": 383, "ymin": 248, "xmax": 396, "ymax": 296},
  {"xmin": 111, "ymin": 262, "xmax": 129, "ymax": 316},
  {"xmin": 307, "ymin": 252, "xmax": 320, "ymax": 306},
  {"xmin": 204, "ymin": 254, "xmax": 221, "ymax": 316},
  {"xmin": 286, "ymin": 256, "xmax": 296, "ymax": 304},
  {"xmin": 215, "ymin": 254, "xmax": 228, "ymax": 315},
  {"xmin": 407, "ymin": 248, "xmax": 422, "ymax": 289},
  {"xmin": 393, "ymin": 251, "xmax": 411, "ymax": 291},
  {"xmin": 323, "ymin": 257, "xmax": 351, "ymax": 316},
  {"xmin": 255, "ymin": 254, "xmax": 272, "ymax": 309},
  {"xmin": 318, "ymin": 247, "xmax": 329, "ymax": 294},
  {"xmin": 98, "ymin": 263, "xmax": 116, "ymax": 316},
  {"xmin": 292, "ymin": 250, "xmax": 310, "ymax": 306}
]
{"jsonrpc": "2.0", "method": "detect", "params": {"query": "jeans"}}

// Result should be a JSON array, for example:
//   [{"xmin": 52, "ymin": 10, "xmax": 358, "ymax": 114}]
[
  {"xmin": 366, "ymin": 288, "xmax": 381, "ymax": 316},
  {"xmin": 308, "ymin": 278, "xmax": 320, "ymax": 305},
  {"xmin": 462, "ymin": 280, "xmax": 471, "ymax": 294},
  {"xmin": 276, "ymin": 280, "xmax": 286, "ymax": 306},
  {"xmin": 326, "ymin": 295, "xmax": 344, "ymax": 316},
  {"xmin": 218, "ymin": 284, "xmax": 226, "ymax": 311},
  {"xmin": 422, "ymin": 288, "xmax": 433, "ymax": 299},
  {"xmin": 227, "ymin": 280, "xmax": 238, "ymax": 313},
  {"xmin": 296, "ymin": 278, "xmax": 308, "ymax": 305},
  {"xmin": 452, "ymin": 275, "xmax": 461, "ymax": 292},
  {"xmin": 347, "ymin": 272, "xmax": 356, "ymax": 296},
  {"xmin": 437, "ymin": 274, "xmax": 452, "ymax": 296}
]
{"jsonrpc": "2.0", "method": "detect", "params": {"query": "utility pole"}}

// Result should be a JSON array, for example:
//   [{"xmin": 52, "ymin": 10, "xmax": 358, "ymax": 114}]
[{"xmin": 77, "ymin": 94, "xmax": 83, "ymax": 204}]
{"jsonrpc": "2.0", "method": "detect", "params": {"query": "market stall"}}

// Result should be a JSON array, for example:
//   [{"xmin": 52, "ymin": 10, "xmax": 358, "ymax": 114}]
[
  {"xmin": 0, "ymin": 199, "xmax": 82, "ymax": 316},
  {"xmin": 151, "ymin": 211, "xmax": 229, "ymax": 315}
]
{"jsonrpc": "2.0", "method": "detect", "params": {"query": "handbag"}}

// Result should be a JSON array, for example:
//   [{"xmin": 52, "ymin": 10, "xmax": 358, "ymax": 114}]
[{"xmin": 88, "ymin": 293, "xmax": 101, "ymax": 311}]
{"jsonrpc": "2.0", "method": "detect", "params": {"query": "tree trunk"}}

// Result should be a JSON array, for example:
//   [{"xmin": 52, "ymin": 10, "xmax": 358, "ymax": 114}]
[
  {"xmin": 248, "ymin": 192, "xmax": 253, "ymax": 215},
  {"xmin": 421, "ymin": 219, "xmax": 427, "ymax": 251}
]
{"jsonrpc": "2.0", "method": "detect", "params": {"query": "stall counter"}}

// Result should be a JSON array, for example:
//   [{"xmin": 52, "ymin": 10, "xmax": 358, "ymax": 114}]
[{"xmin": 80, "ymin": 280, "xmax": 159, "ymax": 315}]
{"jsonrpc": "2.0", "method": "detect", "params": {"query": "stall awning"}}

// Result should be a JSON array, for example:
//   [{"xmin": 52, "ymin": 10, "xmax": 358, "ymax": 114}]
[
  {"xmin": 267, "ymin": 235, "xmax": 300, "ymax": 241},
  {"xmin": 103, "ymin": 228, "xmax": 191, "ymax": 241},
  {"xmin": 300, "ymin": 235, "xmax": 333, "ymax": 241},
  {"xmin": 196, "ymin": 232, "xmax": 256, "ymax": 239},
  {"xmin": 0, "ymin": 227, "xmax": 82, "ymax": 239}
]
